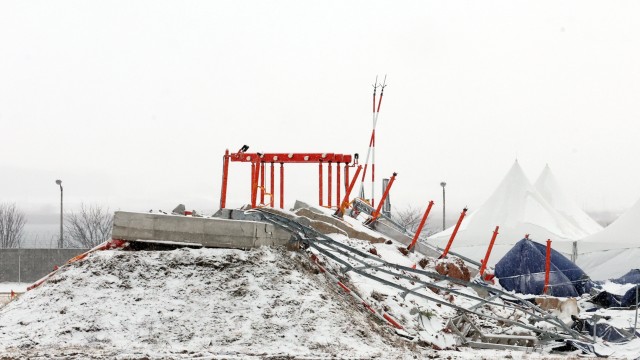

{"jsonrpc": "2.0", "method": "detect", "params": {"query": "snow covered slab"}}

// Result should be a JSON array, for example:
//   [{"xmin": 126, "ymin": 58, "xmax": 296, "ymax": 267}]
[
  {"xmin": 112, "ymin": 211, "xmax": 293, "ymax": 249},
  {"xmin": 0, "ymin": 247, "xmax": 416, "ymax": 358}
]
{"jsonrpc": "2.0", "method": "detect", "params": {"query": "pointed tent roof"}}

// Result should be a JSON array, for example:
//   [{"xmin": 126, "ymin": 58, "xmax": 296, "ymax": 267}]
[
  {"xmin": 534, "ymin": 164, "xmax": 603, "ymax": 235},
  {"xmin": 428, "ymin": 161, "xmax": 589, "ymax": 265},
  {"xmin": 576, "ymin": 198, "xmax": 640, "ymax": 280}
]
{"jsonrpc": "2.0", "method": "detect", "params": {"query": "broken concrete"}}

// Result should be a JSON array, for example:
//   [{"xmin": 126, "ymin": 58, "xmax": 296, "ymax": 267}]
[{"xmin": 112, "ymin": 211, "xmax": 293, "ymax": 249}]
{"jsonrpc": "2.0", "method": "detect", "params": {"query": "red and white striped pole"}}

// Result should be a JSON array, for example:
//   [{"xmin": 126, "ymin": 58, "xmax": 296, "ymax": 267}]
[{"xmin": 358, "ymin": 75, "xmax": 386, "ymax": 206}]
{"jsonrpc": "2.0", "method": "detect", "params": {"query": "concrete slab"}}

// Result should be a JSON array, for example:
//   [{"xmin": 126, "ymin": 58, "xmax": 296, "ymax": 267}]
[{"xmin": 112, "ymin": 212, "xmax": 293, "ymax": 249}]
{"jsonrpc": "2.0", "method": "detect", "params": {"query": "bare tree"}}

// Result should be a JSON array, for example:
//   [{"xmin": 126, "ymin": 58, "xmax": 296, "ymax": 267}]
[
  {"xmin": 393, "ymin": 204, "xmax": 436, "ymax": 237},
  {"xmin": 65, "ymin": 203, "xmax": 113, "ymax": 248},
  {"xmin": 0, "ymin": 203, "xmax": 26, "ymax": 248}
]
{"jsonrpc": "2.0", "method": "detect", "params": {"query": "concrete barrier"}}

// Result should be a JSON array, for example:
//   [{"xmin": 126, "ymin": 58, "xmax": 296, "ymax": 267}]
[
  {"xmin": 112, "ymin": 211, "xmax": 293, "ymax": 249},
  {"xmin": 0, "ymin": 248, "xmax": 88, "ymax": 283}
]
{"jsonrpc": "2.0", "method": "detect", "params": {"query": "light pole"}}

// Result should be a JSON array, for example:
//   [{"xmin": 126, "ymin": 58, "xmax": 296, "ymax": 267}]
[
  {"xmin": 440, "ymin": 182, "xmax": 446, "ymax": 231},
  {"xmin": 55, "ymin": 179, "xmax": 63, "ymax": 248}
]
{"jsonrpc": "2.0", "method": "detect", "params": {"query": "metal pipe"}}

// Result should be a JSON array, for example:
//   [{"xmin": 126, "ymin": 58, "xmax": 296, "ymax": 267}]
[
  {"xmin": 543, "ymin": 239, "xmax": 552, "ymax": 295},
  {"xmin": 319, "ymin": 161, "xmax": 323, "ymax": 207},
  {"xmin": 408, "ymin": 200, "xmax": 434, "ymax": 251},
  {"xmin": 328, "ymin": 161, "xmax": 332, "ymax": 207},
  {"xmin": 440, "ymin": 208, "xmax": 467, "ymax": 258},
  {"xmin": 336, "ymin": 162, "xmax": 341, "ymax": 206},
  {"xmin": 220, "ymin": 150, "xmax": 230, "ymax": 209},
  {"xmin": 479, "ymin": 226, "xmax": 500, "ymax": 277},
  {"xmin": 334, "ymin": 165, "xmax": 363, "ymax": 218},
  {"xmin": 270, "ymin": 163, "xmax": 275, "ymax": 207},
  {"xmin": 260, "ymin": 162, "xmax": 265, "ymax": 205},
  {"xmin": 279, "ymin": 163, "xmax": 284, "ymax": 209}
]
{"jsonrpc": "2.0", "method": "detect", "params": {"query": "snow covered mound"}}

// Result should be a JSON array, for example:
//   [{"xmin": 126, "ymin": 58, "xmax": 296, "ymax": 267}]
[{"xmin": 0, "ymin": 247, "xmax": 414, "ymax": 358}]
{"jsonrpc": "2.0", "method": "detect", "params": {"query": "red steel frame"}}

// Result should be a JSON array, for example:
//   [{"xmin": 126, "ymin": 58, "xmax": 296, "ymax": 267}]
[{"xmin": 220, "ymin": 149, "xmax": 354, "ymax": 209}]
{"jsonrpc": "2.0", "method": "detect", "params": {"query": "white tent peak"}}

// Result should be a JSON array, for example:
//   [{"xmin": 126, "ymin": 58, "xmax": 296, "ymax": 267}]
[
  {"xmin": 428, "ymin": 161, "xmax": 590, "ymax": 265},
  {"xmin": 534, "ymin": 164, "xmax": 603, "ymax": 236}
]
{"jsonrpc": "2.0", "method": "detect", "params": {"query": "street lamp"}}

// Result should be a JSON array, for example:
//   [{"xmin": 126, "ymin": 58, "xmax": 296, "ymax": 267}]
[
  {"xmin": 55, "ymin": 179, "xmax": 63, "ymax": 248},
  {"xmin": 440, "ymin": 181, "xmax": 446, "ymax": 231}
]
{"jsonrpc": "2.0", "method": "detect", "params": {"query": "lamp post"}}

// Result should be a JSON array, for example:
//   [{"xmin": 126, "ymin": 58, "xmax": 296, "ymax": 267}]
[
  {"xmin": 440, "ymin": 182, "xmax": 446, "ymax": 231},
  {"xmin": 55, "ymin": 179, "xmax": 63, "ymax": 248}
]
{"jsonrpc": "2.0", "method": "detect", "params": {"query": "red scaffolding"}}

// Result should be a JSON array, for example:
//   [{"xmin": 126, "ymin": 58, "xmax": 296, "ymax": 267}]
[{"xmin": 220, "ymin": 147, "xmax": 355, "ymax": 209}]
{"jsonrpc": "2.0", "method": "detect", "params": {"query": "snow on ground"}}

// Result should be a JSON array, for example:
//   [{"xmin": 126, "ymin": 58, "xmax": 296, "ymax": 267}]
[
  {"xmin": 0, "ymin": 283, "xmax": 28, "ymax": 293},
  {"xmin": 0, "ymin": 247, "xmax": 420, "ymax": 359}
]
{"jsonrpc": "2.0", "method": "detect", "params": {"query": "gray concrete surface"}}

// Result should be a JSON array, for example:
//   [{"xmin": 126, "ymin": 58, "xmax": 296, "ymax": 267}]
[
  {"xmin": 0, "ymin": 248, "xmax": 88, "ymax": 283},
  {"xmin": 113, "ymin": 211, "xmax": 293, "ymax": 249}
]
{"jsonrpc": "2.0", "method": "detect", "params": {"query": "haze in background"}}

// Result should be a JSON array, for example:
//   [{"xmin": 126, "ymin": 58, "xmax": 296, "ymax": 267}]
[{"xmin": 2, "ymin": 1, "xmax": 639, "ymax": 245}]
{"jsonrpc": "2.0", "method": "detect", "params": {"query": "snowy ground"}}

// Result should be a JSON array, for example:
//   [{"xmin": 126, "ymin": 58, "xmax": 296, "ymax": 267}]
[{"xmin": 2, "ymin": 205, "xmax": 640, "ymax": 358}]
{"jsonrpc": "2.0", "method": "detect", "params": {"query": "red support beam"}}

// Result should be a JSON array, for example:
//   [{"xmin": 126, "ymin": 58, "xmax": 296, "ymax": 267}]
[
  {"xmin": 270, "ymin": 163, "xmax": 275, "ymax": 207},
  {"xmin": 220, "ymin": 149, "xmax": 230, "ymax": 209},
  {"xmin": 328, "ymin": 161, "xmax": 332, "ymax": 207},
  {"xmin": 334, "ymin": 165, "xmax": 363, "ymax": 218},
  {"xmin": 319, "ymin": 161, "xmax": 323, "ymax": 207},
  {"xmin": 408, "ymin": 201, "xmax": 434, "ymax": 251},
  {"xmin": 364, "ymin": 172, "xmax": 397, "ymax": 226},
  {"xmin": 479, "ymin": 226, "xmax": 500, "ymax": 277},
  {"xmin": 260, "ymin": 162, "xmax": 265, "ymax": 205},
  {"xmin": 344, "ymin": 164, "xmax": 349, "ymax": 193},
  {"xmin": 229, "ymin": 152, "xmax": 352, "ymax": 164},
  {"xmin": 251, "ymin": 161, "xmax": 260, "ymax": 208},
  {"xmin": 439, "ymin": 208, "xmax": 468, "ymax": 258},
  {"xmin": 336, "ymin": 162, "xmax": 341, "ymax": 207},
  {"xmin": 543, "ymin": 239, "xmax": 552, "ymax": 295},
  {"xmin": 279, "ymin": 163, "xmax": 284, "ymax": 209}
]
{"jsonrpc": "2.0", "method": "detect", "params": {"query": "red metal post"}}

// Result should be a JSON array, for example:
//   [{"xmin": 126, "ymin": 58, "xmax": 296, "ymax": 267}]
[
  {"xmin": 270, "ymin": 163, "xmax": 275, "ymax": 207},
  {"xmin": 250, "ymin": 162, "xmax": 256, "ymax": 208},
  {"xmin": 279, "ymin": 163, "xmax": 284, "ymax": 209},
  {"xmin": 319, "ymin": 161, "xmax": 323, "ymax": 207},
  {"xmin": 408, "ymin": 200, "xmax": 434, "ymax": 251},
  {"xmin": 336, "ymin": 162, "xmax": 341, "ymax": 207},
  {"xmin": 334, "ymin": 165, "xmax": 363, "ymax": 218},
  {"xmin": 251, "ymin": 161, "xmax": 260, "ymax": 208},
  {"xmin": 328, "ymin": 161, "xmax": 332, "ymax": 207},
  {"xmin": 344, "ymin": 164, "xmax": 349, "ymax": 193},
  {"xmin": 479, "ymin": 226, "xmax": 500, "ymax": 277},
  {"xmin": 543, "ymin": 239, "xmax": 552, "ymax": 295},
  {"xmin": 260, "ymin": 162, "xmax": 265, "ymax": 205},
  {"xmin": 365, "ymin": 172, "xmax": 397, "ymax": 226},
  {"xmin": 220, "ymin": 149, "xmax": 230, "ymax": 209},
  {"xmin": 439, "ymin": 208, "xmax": 468, "ymax": 258}
]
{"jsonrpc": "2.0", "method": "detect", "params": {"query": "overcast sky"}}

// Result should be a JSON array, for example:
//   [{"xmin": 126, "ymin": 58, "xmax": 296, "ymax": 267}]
[{"xmin": 2, "ymin": 1, "xmax": 639, "ymax": 219}]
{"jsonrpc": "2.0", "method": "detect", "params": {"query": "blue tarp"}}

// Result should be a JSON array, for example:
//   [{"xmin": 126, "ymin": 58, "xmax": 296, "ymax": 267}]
[
  {"xmin": 611, "ymin": 269, "xmax": 640, "ymax": 285},
  {"xmin": 495, "ymin": 238, "xmax": 591, "ymax": 297}
]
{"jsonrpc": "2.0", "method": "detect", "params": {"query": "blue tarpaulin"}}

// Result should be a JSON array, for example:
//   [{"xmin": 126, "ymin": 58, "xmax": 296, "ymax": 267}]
[{"xmin": 495, "ymin": 238, "xmax": 591, "ymax": 296}]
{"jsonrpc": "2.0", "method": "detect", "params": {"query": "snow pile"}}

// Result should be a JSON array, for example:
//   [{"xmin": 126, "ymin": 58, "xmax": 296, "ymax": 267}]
[
  {"xmin": 0, "ymin": 247, "xmax": 416, "ymax": 358},
  {"xmin": 428, "ymin": 162, "xmax": 594, "ymax": 266},
  {"xmin": 577, "ymin": 198, "xmax": 640, "ymax": 280}
]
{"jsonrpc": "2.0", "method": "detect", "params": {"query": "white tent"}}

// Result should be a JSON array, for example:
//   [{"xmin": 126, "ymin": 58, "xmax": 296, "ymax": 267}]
[
  {"xmin": 534, "ymin": 164, "xmax": 603, "ymax": 236},
  {"xmin": 427, "ymin": 162, "xmax": 590, "ymax": 266},
  {"xmin": 576, "ymin": 198, "xmax": 640, "ymax": 280}
]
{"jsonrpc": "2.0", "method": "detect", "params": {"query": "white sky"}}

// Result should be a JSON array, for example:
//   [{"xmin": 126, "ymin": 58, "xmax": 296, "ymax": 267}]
[{"xmin": 2, "ymin": 0, "xmax": 639, "ymax": 218}]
